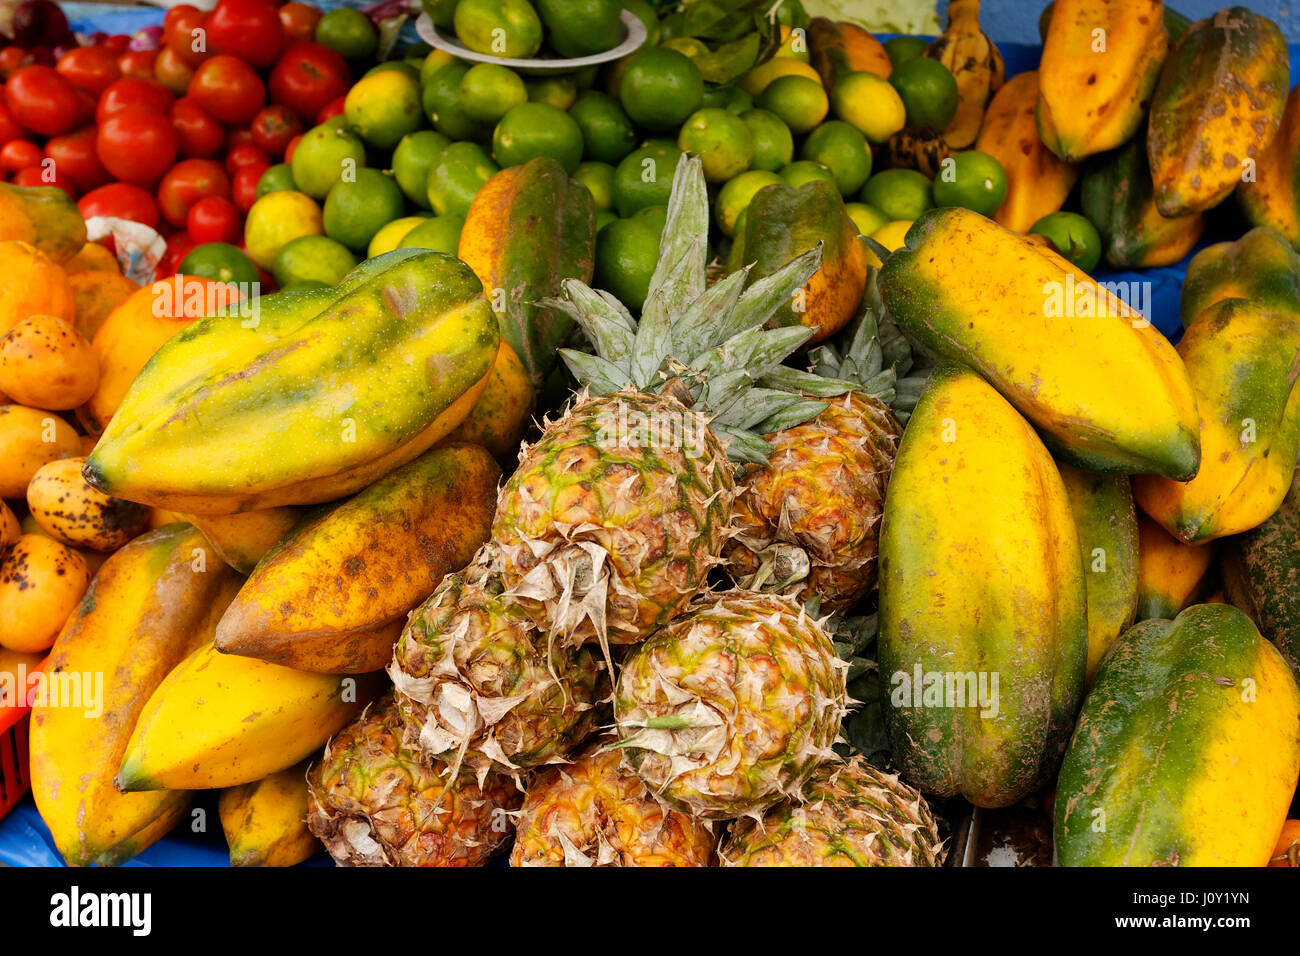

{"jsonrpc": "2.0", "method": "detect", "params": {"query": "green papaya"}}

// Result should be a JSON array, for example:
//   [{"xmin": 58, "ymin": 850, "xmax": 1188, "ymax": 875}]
[
  {"xmin": 1238, "ymin": 84, "xmax": 1300, "ymax": 250},
  {"xmin": 1181, "ymin": 227, "xmax": 1300, "ymax": 329},
  {"xmin": 85, "ymin": 251, "xmax": 498, "ymax": 515},
  {"xmin": 1055, "ymin": 604, "xmax": 1300, "ymax": 866},
  {"xmin": 0, "ymin": 182, "xmax": 87, "ymax": 265}
]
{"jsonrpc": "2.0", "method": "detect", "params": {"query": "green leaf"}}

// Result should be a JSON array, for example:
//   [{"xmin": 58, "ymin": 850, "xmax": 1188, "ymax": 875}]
[
  {"xmin": 541, "ymin": 281, "xmax": 636, "ymax": 368},
  {"xmin": 755, "ymin": 397, "xmax": 827, "ymax": 433},
  {"xmin": 758, "ymin": 364, "xmax": 855, "ymax": 397},
  {"xmin": 724, "ymin": 245, "xmax": 821, "ymax": 342},
  {"xmin": 711, "ymin": 386, "xmax": 800, "ymax": 430},
  {"xmin": 558, "ymin": 349, "xmax": 629, "ymax": 395},
  {"xmin": 690, "ymin": 33, "xmax": 761, "ymax": 84},
  {"xmin": 711, "ymin": 424, "xmax": 773, "ymax": 464},
  {"xmin": 672, "ymin": 269, "xmax": 748, "ymax": 361}
]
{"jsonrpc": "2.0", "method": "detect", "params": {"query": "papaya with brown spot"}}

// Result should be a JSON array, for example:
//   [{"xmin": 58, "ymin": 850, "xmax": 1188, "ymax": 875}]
[
  {"xmin": 0, "ymin": 314, "xmax": 99, "ymax": 411},
  {"xmin": 26, "ymin": 456, "xmax": 150, "ymax": 552},
  {"xmin": 0, "ymin": 405, "xmax": 80, "ymax": 498},
  {"xmin": 1239, "ymin": 83, "xmax": 1300, "ymax": 249},
  {"xmin": 0, "ymin": 533, "xmax": 91, "ymax": 654}
]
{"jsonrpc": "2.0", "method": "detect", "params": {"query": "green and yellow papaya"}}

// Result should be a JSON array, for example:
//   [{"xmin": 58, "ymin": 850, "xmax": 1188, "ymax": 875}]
[
  {"xmin": 184, "ymin": 508, "xmax": 304, "ymax": 575},
  {"xmin": 1147, "ymin": 8, "xmax": 1290, "ymax": 218},
  {"xmin": 1135, "ymin": 299, "xmax": 1300, "ymax": 542},
  {"xmin": 1134, "ymin": 511, "xmax": 1215, "ymax": 621},
  {"xmin": 879, "ymin": 365, "xmax": 1087, "ymax": 808},
  {"xmin": 443, "ymin": 339, "xmax": 535, "ymax": 464},
  {"xmin": 735, "ymin": 179, "xmax": 866, "ymax": 346},
  {"xmin": 1057, "ymin": 462, "xmax": 1139, "ymax": 682},
  {"xmin": 1037, "ymin": 0, "xmax": 1168, "ymax": 162},
  {"xmin": 1222, "ymin": 465, "xmax": 1300, "ymax": 681},
  {"xmin": 457, "ymin": 157, "xmax": 596, "ymax": 387},
  {"xmin": 1055, "ymin": 603, "xmax": 1300, "ymax": 866},
  {"xmin": 84, "ymin": 251, "xmax": 498, "ymax": 515},
  {"xmin": 807, "ymin": 18, "xmax": 891, "ymax": 86},
  {"xmin": 0, "ymin": 182, "xmax": 87, "ymax": 265},
  {"xmin": 878, "ymin": 207, "xmax": 1200, "ymax": 479},
  {"xmin": 1080, "ymin": 134, "xmax": 1205, "ymax": 269},
  {"xmin": 1180, "ymin": 226, "xmax": 1300, "ymax": 329},
  {"xmin": 1239, "ymin": 84, "xmax": 1300, "ymax": 249}
]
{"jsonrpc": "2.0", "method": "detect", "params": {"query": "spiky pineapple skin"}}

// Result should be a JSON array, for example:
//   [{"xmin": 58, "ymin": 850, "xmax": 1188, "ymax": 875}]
[
  {"xmin": 718, "ymin": 756, "xmax": 946, "ymax": 866},
  {"xmin": 306, "ymin": 694, "xmax": 520, "ymax": 867},
  {"xmin": 614, "ymin": 590, "xmax": 849, "ymax": 820},
  {"xmin": 389, "ymin": 545, "xmax": 606, "ymax": 774},
  {"xmin": 727, "ymin": 391, "xmax": 902, "ymax": 613},
  {"xmin": 493, "ymin": 390, "xmax": 735, "ymax": 646},
  {"xmin": 510, "ymin": 743, "xmax": 716, "ymax": 867}
]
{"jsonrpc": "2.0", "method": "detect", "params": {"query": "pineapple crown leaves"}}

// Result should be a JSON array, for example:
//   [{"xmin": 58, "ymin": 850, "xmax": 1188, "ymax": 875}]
[{"xmin": 541, "ymin": 156, "xmax": 837, "ymax": 465}]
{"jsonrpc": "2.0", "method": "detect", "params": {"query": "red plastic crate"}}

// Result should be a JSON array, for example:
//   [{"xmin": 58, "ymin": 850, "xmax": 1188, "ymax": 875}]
[{"xmin": 0, "ymin": 657, "xmax": 46, "ymax": 822}]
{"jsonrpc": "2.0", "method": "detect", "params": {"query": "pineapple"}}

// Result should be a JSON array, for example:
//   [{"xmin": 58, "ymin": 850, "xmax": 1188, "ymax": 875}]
[
  {"xmin": 718, "ymin": 756, "xmax": 946, "ymax": 866},
  {"xmin": 726, "ymin": 302, "xmax": 923, "ymax": 614},
  {"xmin": 389, "ymin": 543, "xmax": 606, "ymax": 777},
  {"xmin": 491, "ymin": 156, "xmax": 837, "ymax": 653},
  {"xmin": 614, "ymin": 589, "xmax": 848, "ymax": 820},
  {"xmin": 306, "ymin": 693, "xmax": 520, "ymax": 867},
  {"xmin": 511, "ymin": 743, "xmax": 716, "ymax": 867}
]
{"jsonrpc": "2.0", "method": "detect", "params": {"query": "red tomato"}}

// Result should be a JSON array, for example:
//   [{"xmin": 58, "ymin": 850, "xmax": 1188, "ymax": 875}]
[
  {"xmin": 117, "ymin": 49, "xmax": 159, "ymax": 80},
  {"xmin": 55, "ymin": 46, "xmax": 121, "ymax": 97},
  {"xmin": 225, "ymin": 143, "xmax": 269, "ymax": 175},
  {"xmin": 170, "ymin": 97, "xmax": 224, "ymax": 158},
  {"xmin": 1, "ymin": 140, "xmax": 42, "ymax": 172},
  {"xmin": 78, "ymin": 181, "xmax": 160, "ymax": 228},
  {"xmin": 44, "ymin": 127, "xmax": 111, "ymax": 193},
  {"xmin": 206, "ymin": 0, "xmax": 284, "ymax": 69},
  {"xmin": 155, "ymin": 231, "xmax": 198, "ymax": 279},
  {"xmin": 153, "ymin": 46, "xmax": 195, "ymax": 96},
  {"xmin": 187, "ymin": 195, "xmax": 242, "ymax": 244},
  {"xmin": 249, "ymin": 104, "xmax": 302, "ymax": 158},
  {"xmin": 278, "ymin": 2, "xmax": 322, "ymax": 44},
  {"xmin": 157, "ymin": 158, "xmax": 231, "ymax": 227},
  {"xmin": 230, "ymin": 160, "xmax": 268, "ymax": 213},
  {"xmin": 0, "ymin": 48, "xmax": 33, "ymax": 80},
  {"xmin": 188, "ymin": 55, "xmax": 265, "ymax": 126},
  {"xmin": 315, "ymin": 94, "xmax": 346, "ymax": 125},
  {"xmin": 96, "ymin": 107, "xmax": 178, "ymax": 184},
  {"xmin": 283, "ymin": 132, "xmax": 303, "ymax": 163},
  {"xmin": 102, "ymin": 35, "xmax": 131, "ymax": 57},
  {"xmin": 164, "ymin": 4, "xmax": 210, "ymax": 69},
  {"xmin": 4, "ymin": 65, "xmax": 80, "ymax": 137},
  {"xmin": 0, "ymin": 103, "xmax": 23, "ymax": 146},
  {"xmin": 224, "ymin": 126, "xmax": 258, "ymax": 153},
  {"xmin": 268, "ymin": 41, "xmax": 349, "ymax": 123},
  {"xmin": 96, "ymin": 77, "xmax": 174, "ymax": 123},
  {"xmin": 12, "ymin": 163, "xmax": 75, "ymax": 198}
]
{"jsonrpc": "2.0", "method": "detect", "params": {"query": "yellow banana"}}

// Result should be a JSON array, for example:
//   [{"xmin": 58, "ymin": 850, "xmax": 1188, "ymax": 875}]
[
  {"xmin": 218, "ymin": 761, "xmax": 318, "ymax": 867},
  {"xmin": 927, "ymin": 0, "xmax": 1005, "ymax": 150}
]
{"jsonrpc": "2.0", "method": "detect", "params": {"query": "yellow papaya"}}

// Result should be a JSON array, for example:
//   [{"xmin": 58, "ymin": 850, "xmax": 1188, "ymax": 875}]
[
  {"xmin": 1037, "ymin": 0, "xmax": 1167, "ymax": 162},
  {"xmin": 28, "ymin": 524, "xmax": 241, "ymax": 866},
  {"xmin": 1147, "ymin": 7, "xmax": 1291, "ymax": 218},
  {"xmin": 0, "ymin": 241, "xmax": 74, "ymax": 336},
  {"xmin": 1134, "ymin": 511, "xmax": 1215, "ymax": 621},
  {"xmin": 1180, "ymin": 226, "xmax": 1300, "ymax": 329},
  {"xmin": 878, "ymin": 207, "xmax": 1201, "ymax": 479},
  {"xmin": 879, "ymin": 366, "xmax": 1087, "ymax": 808},
  {"xmin": 1135, "ymin": 299, "xmax": 1300, "ymax": 542},
  {"xmin": 214, "ymin": 444, "xmax": 499, "ymax": 674},
  {"xmin": 218, "ymin": 761, "xmax": 318, "ymax": 867},
  {"xmin": 975, "ymin": 70, "xmax": 1077, "ymax": 234},
  {"xmin": 184, "ymin": 508, "xmax": 303, "ymax": 575},
  {"xmin": 1239, "ymin": 84, "xmax": 1300, "ymax": 249},
  {"xmin": 0, "ymin": 183, "xmax": 87, "ymax": 266},
  {"xmin": 444, "ymin": 339, "xmax": 535, "ymax": 464},
  {"xmin": 85, "ymin": 251, "xmax": 499, "ymax": 515},
  {"xmin": 1056, "ymin": 604, "xmax": 1300, "ymax": 866},
  {"xmin": 807, "ymin": 18, "xmax": 891, "ymax": 86}
]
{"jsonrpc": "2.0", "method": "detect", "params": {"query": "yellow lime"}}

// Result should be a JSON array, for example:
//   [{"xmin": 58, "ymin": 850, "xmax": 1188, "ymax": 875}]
[
  {"xmin": 574, "ymin": 161, "xmax": 616, "ymax": 210},
  {"xmin": 526, "ymin": 75, "xmax": 578, "ymax": 110},
  {"xmin": 864, "ymin": 220, "xmax": 913, "ymax": 268},
  {"xmin": 344, "ymin": 70, "xmax": 423, "ymax": 149},
  {"xmin": 678, "ymin": 108, "xmax": 754, "ymax": 183},
  {"xmin": 775, "ymin": 25, "xmax": 811, "ymax": 63},
  {"xmin": 418, "ymin": 48, "xmax": 456, "ymax": 86},
  {"xmin": 290, "ymin": 122, "xmax": 367, "ymax": 200},
  {"xmin": 459, "ymin": 63, "xmax": 528, "ymax": 123},
  {"xmin": 398, "ymin": 214, "xmax": 466, "ymax": 254},
  {"xmin": 801, "ymin": 120, "xmax": 871, "ymax": 195},
  {"xmin": 740, "ymin": 56, "xmax": 821, "ymax": 99},
  {"xmin": 779, "ymin": 159, "xmax": 836, "ymax": 190},
  {"xmin": 271, "ymin": 235, "xmax": 357, "ymax": 288},
  {"xmin": 368, "ymin": 215, "xmax": 431, "ymax": 258},
  {"xmin": 453, "ymin": 0, "xmax": 543, "ymax": 58},
  {"xmin": 756, "ymin": 74, "xmax": 827, "ymax": 135},
  {"xmin": 715, "ymin": 169, "xmax": 783, "ymax": 236},
  {"xmin": 845, "ymin": 202, "xmax": 889, "ymax": 236},
  {"xmin": 244, "ymin": 191, "xmax": 323, "ymax": 271},
  {"xmin": 832, "ymin": 71, "xmax": 906, "ymax": 144}
]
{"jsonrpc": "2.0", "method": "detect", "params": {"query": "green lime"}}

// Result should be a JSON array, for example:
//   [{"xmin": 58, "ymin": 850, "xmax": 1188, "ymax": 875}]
[
  {"xmin": 290, "ymin": 122, "xmax": 368, "ymax": 200},
  {"xmin": 726, "ymin": 207, "xmax": 749, "ymax": 271},
  {"xmin": 392, "ymin": 130, "xmax": 451, "ymax": 208},
  {"xmin": 801, "ymin": 120, "xmax": 871, "ymax": 195},
  {"xmin": 844, "ymin": 202, "xmax": 889, "ymax": 236},
  {"xmin": 344, "ymin": 69, "xmax": 423, "ymax": 149},
  {"xmin": 831, "ymin": 71, "xmax": 906, "ymax": 144},
  {"xmin": 322, "ymin": 168, "xmax": 405, "ymax": 254},
  {"xmin": 932, "ymin": 150, "xmax": 1008, "ymax": 217},
  {"xmin": 178, "ymin": 242, "xmax": 260, "ymax": 286},
  {"xmin": 536, "ymin": 0, "xmax": 622, "ymax": 58},
  {"xmin": 778, "ymin": 160, "xmax": 836, "ymax": 190},
  {"xmin": 860, "ymin": 168, "xmax": 933, "ymax": 221},
  {"xmin": 738, "ymin": 108, "xmax": 793, "ymax": 172},
  {"xmin": 631, "ymin": 202, "xmax": 667, "ymax": 236},
  {"xmin": 421, "ymin": 0, "xmax": 457, "ymax": 30},
  {"xmin": 368, "ymin": 215, "xmax": 431, "ymax": 258},
  {"xmin": 493, "ymin": 102, "xmax": 584, "ymax": 173},
  {"xmin": 595, "ymin": 217, "xmax": 660, "ymax": 312},
  {"xmin": 459, "ymin": 63, "xmax": 527, "ymax": 123},
  {"xmin": 619, "ymin": 47, "xmax": 704, "ymax": 132},
  {"xmin": 398, "ymin": 214, "xmax": 466, "ymax": 254},
  {"xmin": 1028, "ymin": 211, "xmax": 1102, "ymax": 273},
  {"xmin": 423, "ymin": 64, "xmax": 492, "ymax": 143},
  {"xmin": 573, "ymin": 64, "xmax": 600, "ymax": 89},
  {"xmin": 256, "ymin": 163, "xmax": 297, "ymax": 199},
  {"xmin": 526, "ymin": 75, "xmax": 578, "ymax": 110},
  {"xmin": 612, "ymin": 140, "xmax": 683, "ymax": 217},
  {"xmin": 365, "ymin": 61, "xmax": 420, "ymax": 81},
  {"xmin": 574, "ymin": 161, "xmax": 616, "ymax": 210},
  {"xmin": 454, "ymin": 0, "xmax": 543, "ymax": 58},
  {"xmin": 756, "ymin": 74, "xmax": 827, "ymax": 135},
  {"xmin": 426, "ymin": 141, "xmax": 500, "ymax": 217},
  {"xmin": 715, "ymin": 169, "xmax": 783, "ymax": 236},
  {"xmin": 884, "ymin": 36, "xmax": 929, "ymax": 70},
  {"xmin": 888, "ymin": 56, "xmax": 959, "ymax": 130},
  {"xmin": 621, "ymin": 0, "xmax": 660, "ymax": 47},
  {"xmin": 315, "ymin": 8, "xmax": 378, "ymax": 61},
  {"xmin": 701, "ymin": 86, "xmax": 753, "ymax": 114},
  {"xmin": 678, "ymin": 108, "xmax": 754, "ymax": 183},
  {"xmin": 272, "ymin": 234, "xmax": 358, "ymax": 287},
  {"xmin": 419, "ymin": 48, "xmax": 456, "ymax": 86},
  {"xmin": 595, "ymin": 207, "xmax": 617, "ymax": 230},
  {"xmin": 570, "ymin": 92, "xmax": 636, "ymax": 164}
]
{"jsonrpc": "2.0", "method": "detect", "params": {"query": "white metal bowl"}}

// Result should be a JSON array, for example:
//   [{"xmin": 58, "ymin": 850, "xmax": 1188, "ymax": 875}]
[{"xmin": 414, "ymin": 9, "xmax": 647, "ymax": 75}]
